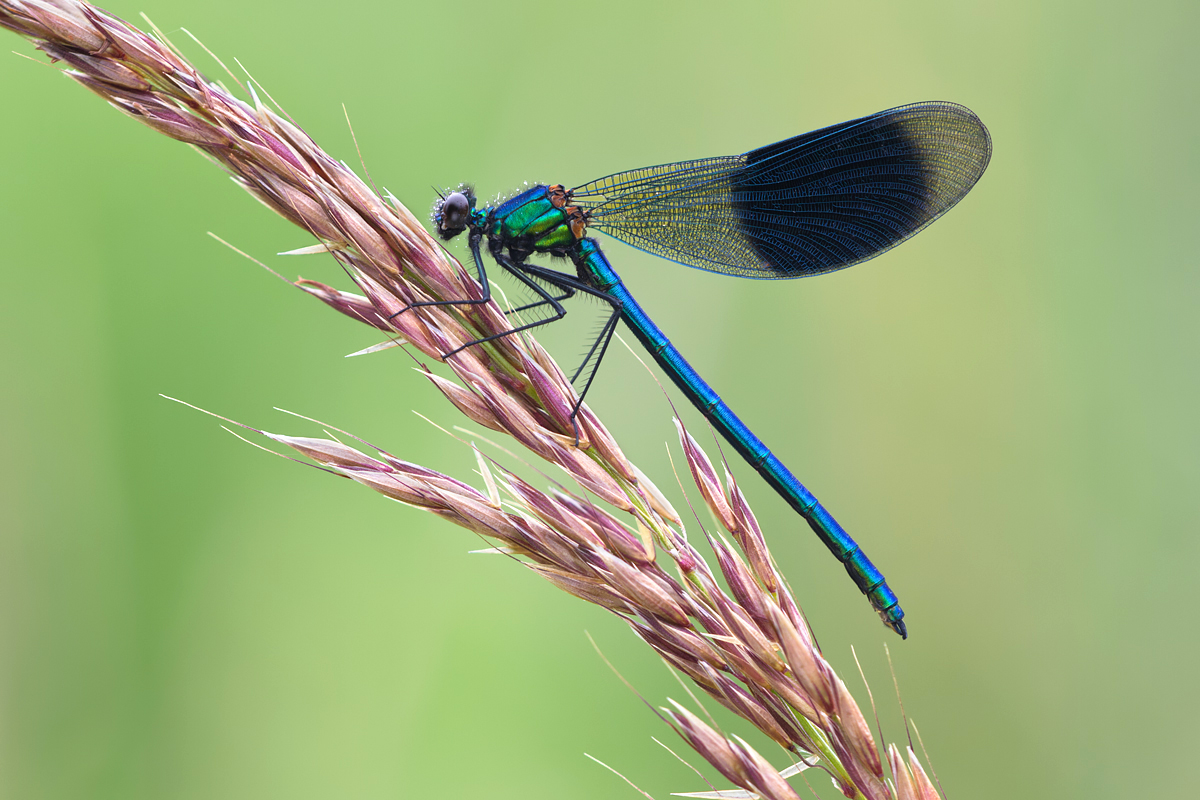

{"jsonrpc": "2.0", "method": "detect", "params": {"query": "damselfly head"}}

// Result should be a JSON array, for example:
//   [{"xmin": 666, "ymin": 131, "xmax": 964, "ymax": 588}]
[{"xmin": 432, "ymin": 184, "xmax": 475, "ymax": 240}]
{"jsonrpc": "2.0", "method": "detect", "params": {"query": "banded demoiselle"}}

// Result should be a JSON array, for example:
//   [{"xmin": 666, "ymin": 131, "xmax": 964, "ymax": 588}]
[{"xmin": 417, "ymin": 102, "xmax": 991, "ymax": 636}]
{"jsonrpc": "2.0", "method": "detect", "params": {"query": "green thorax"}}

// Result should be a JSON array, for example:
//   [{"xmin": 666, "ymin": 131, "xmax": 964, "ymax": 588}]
[{"xmin": 484, "ymin": 185, "xmax": 589, "ymax": 256}]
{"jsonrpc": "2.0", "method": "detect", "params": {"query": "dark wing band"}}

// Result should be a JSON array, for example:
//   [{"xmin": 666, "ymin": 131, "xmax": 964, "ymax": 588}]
[{"xmin": 573, "ymin": 102, "xmax": 992, "ymax": 279}]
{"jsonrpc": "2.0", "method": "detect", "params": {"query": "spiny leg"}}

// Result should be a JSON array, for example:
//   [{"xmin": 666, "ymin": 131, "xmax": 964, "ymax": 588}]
[
  {"xmin": 439, "ymin": 248, "xmax": 571, "ymax": 359},
  {"xmin": 511, "ymin": 262, "xmax": 623, "ymax": 426},
  {"xmin": 505, "ymin": 286, "xmax": 575, "ymax": 317},
  {"xmin": 569, "ymin": 309, "xmax": 622, "ymax": 413},
  {"xmin": 387, "ymin": 229, "xmax": 494, "ymax": 321},
  {"xmin": 440, "ymin": 245, "xmax": 623, "ymax": 446}
]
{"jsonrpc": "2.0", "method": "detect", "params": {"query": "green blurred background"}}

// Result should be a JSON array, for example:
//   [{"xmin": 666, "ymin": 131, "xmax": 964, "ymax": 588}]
[{"xmin": 2, "ymin": 1, "xmax": 1197, "ymax": 797}]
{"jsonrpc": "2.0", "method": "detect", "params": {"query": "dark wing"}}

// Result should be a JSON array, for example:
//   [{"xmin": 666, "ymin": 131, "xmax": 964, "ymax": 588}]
[{"xmin": 572, "ymin": 102, "xmax": 992, "ymax": 279}]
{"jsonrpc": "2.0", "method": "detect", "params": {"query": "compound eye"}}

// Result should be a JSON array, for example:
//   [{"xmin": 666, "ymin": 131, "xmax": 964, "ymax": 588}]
[{"xmin": 440, "ymin": 192, "xmax": 470, "ymax": 233}]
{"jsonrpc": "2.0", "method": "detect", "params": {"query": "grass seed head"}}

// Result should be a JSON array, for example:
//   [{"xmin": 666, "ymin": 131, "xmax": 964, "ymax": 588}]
[{"xmin": 0, "ymin": 4, "xmax": 948, "ymax": 796}]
